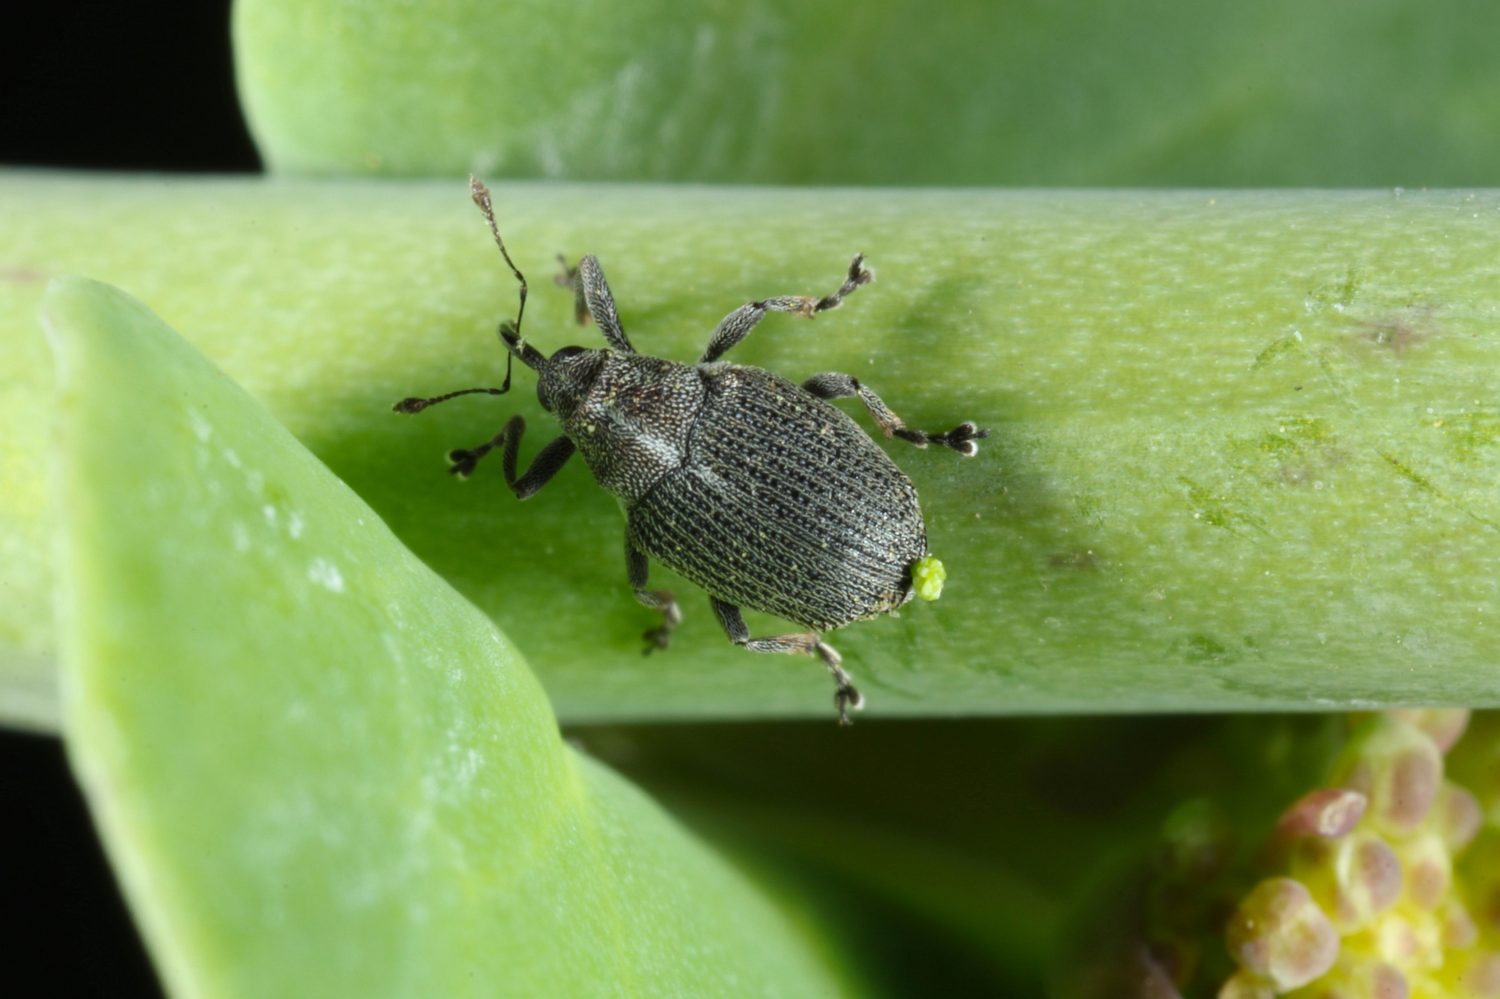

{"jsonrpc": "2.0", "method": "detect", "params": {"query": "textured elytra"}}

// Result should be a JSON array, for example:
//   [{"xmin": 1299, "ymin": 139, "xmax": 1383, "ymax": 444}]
[{"xmin": 624, "ymin": 363, "xmax": 927, "ymax": 631}]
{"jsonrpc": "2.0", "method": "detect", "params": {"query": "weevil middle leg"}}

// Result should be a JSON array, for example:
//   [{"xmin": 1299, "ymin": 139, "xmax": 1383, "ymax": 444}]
[
  {"xmin": 710, "ymin": 598, "xmax": 864, "ymax": 725},
  {"xmin": 698, "ymin": 255, "xmax": 874, "ymax": 364},
  {"xmin": 626, "ymin": 541, "xmax": 682, "ymax": 652},
  {"xmin": 802, "ymin": 372, "xmax": 989, "ymax": 457}
]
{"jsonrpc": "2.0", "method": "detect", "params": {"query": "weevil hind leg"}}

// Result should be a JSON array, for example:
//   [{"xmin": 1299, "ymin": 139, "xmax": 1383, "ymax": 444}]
[
  {"xmin": 710, "ymin": 598, "xmax": 864, "ymax": 725},
  {"xmin": 447, "ymin": 414, "xmax": 576, "ymax": 498},
  {"xmin": 698, "ymin": 255, "xmax": 874, "ymax": 364},
  {"xmin": 627, "ymin": 542, "xmax": 682, "ymax": 652},
  {"xmin": 802, "ymin": 372, "xmax": 989, "ymax": 457}
]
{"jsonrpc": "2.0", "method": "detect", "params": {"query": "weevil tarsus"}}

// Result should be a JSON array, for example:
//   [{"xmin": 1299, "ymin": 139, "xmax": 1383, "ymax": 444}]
[
  {"xmin": 801, "ymin": 372, "xmax": 988, "ymax": 457},
  {"xmin": 710, "ymin": 597, "xmax": 865, "ymax": 726},
  {"xmin": 698, "ymin": 254, "xmax": 874, "ymax": 364}
]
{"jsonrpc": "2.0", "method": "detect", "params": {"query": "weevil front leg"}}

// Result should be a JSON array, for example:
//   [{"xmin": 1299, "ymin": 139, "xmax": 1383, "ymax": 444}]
[
  {"xmin": 447, "ymin": 414, "xmax": 576, "ymax": 498},
  {"xmin": 699, "ymin": 255, "xmax": 874, "ymax": 363},
  {"xmin": 555, "ymin": 254, "xmax": 634, "ymax": 354},
  {"xmin": 626, "ymin": 542, "xmax": 682, "ymax": 653},
  {"xmin": 710, "ymin": 597, "xmax": 864, "ymax": 725},
  {"xmin": 802, "ymin": 372, "xmax": 989, "ymax": 457}
]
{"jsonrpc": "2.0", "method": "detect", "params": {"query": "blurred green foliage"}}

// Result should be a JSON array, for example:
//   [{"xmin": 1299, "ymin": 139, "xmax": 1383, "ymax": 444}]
[
  {"xmin": 237, "ymin": 0, "xmax": 1500, "ymax": 186},
  {"xmin": 47, "ymin": 276, "xmax": 847, "ymax": 997}
]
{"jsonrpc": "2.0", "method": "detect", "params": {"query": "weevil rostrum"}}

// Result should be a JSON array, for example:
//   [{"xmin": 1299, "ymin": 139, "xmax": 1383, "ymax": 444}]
[{"xmin": 395, "ymin": 179, "xmax": 987, "ymax": 724}]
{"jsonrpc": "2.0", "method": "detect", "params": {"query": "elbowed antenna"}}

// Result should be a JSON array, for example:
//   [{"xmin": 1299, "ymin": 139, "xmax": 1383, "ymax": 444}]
[
  {"xmin": 472, "ymin": 177, "xmax": 546, "ymax": 380},
  {"xmin": 393, "ymin": 179, "xmax": 547, "ymax": 415}
]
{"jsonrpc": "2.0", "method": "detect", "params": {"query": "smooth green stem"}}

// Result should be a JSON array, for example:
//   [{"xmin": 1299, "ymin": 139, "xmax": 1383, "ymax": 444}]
[{"xmin": 4, "ymin": 172, "xmax": 1499, "ymax": 728}]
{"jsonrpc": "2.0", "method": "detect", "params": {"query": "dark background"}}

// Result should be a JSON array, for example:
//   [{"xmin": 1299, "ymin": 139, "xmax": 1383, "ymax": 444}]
[
  {"xmin": 0, "ymin": 3, "xmax": 255, "ymax": 172},
  {"xmin": 3, "ymin": 4, "xmax": 253, "ymax": 995}
]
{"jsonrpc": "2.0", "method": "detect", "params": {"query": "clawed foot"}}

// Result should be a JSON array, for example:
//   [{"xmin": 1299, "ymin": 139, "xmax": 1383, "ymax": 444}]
[
  {"xmin": 446, "ymin": 448, "xmax": 482, "ymax": 478},
  {"xmin": 834, "ymin": 678, "xmax": 865, "ymax": 727},
  {"xmin": 812, "ymin": 254, "xmax": 875, "ymax": 313},
  {"xmin": 896, "ymin": 420, "xmax": 989, "ymax": 457},
  {"xmin": 935, "ymin": 421, "xmax": 989, "ymax": 457},
  {"xmin": 812, "ymin": 639, "xmax": 864, "ymax": 726},
  {"xmin": 642, "ymin": 625, "xmax": 673, "ymax": 654}
]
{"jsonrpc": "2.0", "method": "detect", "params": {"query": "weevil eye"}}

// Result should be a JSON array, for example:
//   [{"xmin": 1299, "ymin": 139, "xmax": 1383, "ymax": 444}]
[{"xmin": 551, "ymin": 345, "xmax": 587, "ymax": 361}]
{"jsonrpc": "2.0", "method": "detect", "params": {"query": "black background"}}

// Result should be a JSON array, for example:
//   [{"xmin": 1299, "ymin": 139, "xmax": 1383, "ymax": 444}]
[
  {"xmin": 0, "ymin": 3, "xmax": 256, "ymax": 172},
  {"xmin": 3, "ymin": 4, "xmax": 256, "ymax": 995}
]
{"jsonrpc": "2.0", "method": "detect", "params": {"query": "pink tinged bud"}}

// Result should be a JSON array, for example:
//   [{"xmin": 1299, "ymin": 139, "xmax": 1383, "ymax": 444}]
[
  {"xmin": 1336, "ymin": 718, "xmax": 1442, "ymax": 838},
  {"xmin": 1293, "ymin": 833, "xmax": 1402, "ymax": 931},
  {"xmin": 1225, "ymin": 878, "xmax": 1339, "ymax": 991},
  {"xmin": 1276, "ymin": 789, "xmax": 1368, "ymax": 840},
  {"xmin": 1401, "ymin": 832, "xmax": 1452, "ymax": 910},
  {"xmin": 1434, "ymin": 781, "xmax": 1483, "ymax": 852},
  {"xmin": 1369, "ymin": 962, "xmax": 1410, "ymax": 999},
  {"xmin": 1340, "ymin": 835, "xmax": 1404, "ymax": 924},
  {"xmin": 1388, "ymin": 708, "xmax": 1470, "ymax": 753},
  {"xmin": 1384, "ymin": 747, "xmax": 1440, "ymax": 834}
]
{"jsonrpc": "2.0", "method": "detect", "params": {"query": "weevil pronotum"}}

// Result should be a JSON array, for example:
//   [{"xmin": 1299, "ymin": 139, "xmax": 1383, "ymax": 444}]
[{"xmin": 396, "ymin": 179, "xmax": 986, "ymax": 724}]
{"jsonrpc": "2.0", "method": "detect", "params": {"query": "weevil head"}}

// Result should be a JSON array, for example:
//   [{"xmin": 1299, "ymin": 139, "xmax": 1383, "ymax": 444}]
[{"xmin": 536, "ymin": 344, "xmax": 607, "ymax": 418}]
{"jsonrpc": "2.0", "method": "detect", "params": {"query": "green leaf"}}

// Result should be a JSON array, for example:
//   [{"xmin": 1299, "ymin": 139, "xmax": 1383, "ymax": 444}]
[
  {"xmin": 6, "ymin": 175, "xmax": 1500, "ymax": 729},
  {"xmin": 234, "ymin": 0, "xmax": 1500, "ymax": 185},
  {"xmin": 45, "ymin": 274, "xmax": 846, "ymax": 996}
]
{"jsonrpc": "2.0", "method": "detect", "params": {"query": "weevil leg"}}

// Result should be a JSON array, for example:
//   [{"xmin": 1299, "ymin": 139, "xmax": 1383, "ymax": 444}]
[
  {"xmin": 710, "ymin": 597, "xmax": 864, "ymax": 725},
  {"xmin": 447, "ymin": 414, "xmax": 576, "ymax": 498},
  {"xmin": 555, "ymin": 255, "xmax": 592, "ymax": 327},
  {"xmin": 393, "ymin": 386, "xmax": 509, "ymax": 413},
  {"xmin": 555, "ymin": 254, "xmax": 634, "ymax": 354},
  {"xmin": 802, "ymin": 372, "xmax": 989, "ymax": 457},
  {"xmin": 626, "ymin": 542, "xmax": 682, "ymax": 652},
  {"xmin": 698, "ymin": 255, "xmax": 874, "ymax": 364}
]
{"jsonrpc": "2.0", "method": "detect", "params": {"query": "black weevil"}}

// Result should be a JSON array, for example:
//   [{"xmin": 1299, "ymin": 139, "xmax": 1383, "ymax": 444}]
[{"xmin": 396, "ymin": 179, "xmax": 987, "ymax": 724}]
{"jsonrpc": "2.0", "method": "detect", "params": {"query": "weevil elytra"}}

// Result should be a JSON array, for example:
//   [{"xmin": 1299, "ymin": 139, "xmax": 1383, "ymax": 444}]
[{"xmin": 396, "ymin": 179, "xmax": 987, "ymax": 724}]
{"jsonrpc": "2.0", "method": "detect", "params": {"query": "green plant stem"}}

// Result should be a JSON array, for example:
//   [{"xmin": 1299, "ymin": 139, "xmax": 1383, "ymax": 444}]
[{"xmin": 5, "ymin": 172, "xmax": 1500, "ymax": 727}]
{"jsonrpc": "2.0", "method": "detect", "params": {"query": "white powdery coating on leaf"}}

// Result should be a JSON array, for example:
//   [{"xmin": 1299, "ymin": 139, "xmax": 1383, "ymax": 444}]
[{"xmin": 307, "ymin": 557, "xmax": 345, "ymax": 593}]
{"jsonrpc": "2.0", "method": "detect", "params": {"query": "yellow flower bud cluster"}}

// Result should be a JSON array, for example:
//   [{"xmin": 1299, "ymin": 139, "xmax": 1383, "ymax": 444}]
[{"xmin": 1221, "ymin": 711, "xmax": 1494, "ymax": 999}]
